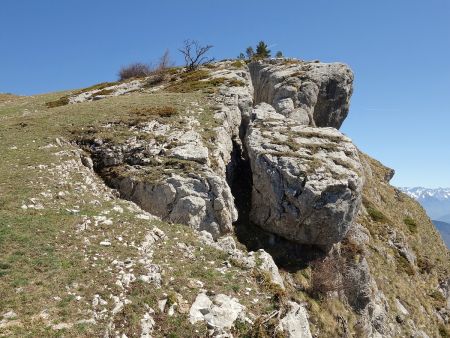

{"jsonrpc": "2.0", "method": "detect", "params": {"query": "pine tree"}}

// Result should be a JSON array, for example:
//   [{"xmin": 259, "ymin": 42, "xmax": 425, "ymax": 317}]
[
  {"xmin": 255, "ymin": 41, "xmax": 271, "ymax": 58},
  {"xmin": 237, "ymin": 53, "xmax": 246, "ymax": 60},
  {"xmin": 275, "ymin": 51, "xmax": 283, "ymax": 58}
]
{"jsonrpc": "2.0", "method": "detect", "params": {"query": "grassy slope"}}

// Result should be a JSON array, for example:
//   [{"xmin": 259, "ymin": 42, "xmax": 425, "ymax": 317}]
[
  {"xmin": 0, "ymin": 88, "xmax": 277, "ymax": 337},
  {"xmin": 1, "ymin": 71, "xmax": 449, "ymax": 337},
  {"xmin": 358, "ymin": 152, "xmax": 449, "ymax": 337}
]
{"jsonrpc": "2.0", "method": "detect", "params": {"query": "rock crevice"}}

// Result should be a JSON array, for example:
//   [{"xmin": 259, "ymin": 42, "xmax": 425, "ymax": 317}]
[{"xmin": 81, "ymin": 59, "xmax": 362, "ymax": 250}]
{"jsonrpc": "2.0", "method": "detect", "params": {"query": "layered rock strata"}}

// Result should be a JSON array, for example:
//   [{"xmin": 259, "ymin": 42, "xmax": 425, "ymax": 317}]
[
  {"xmin": 244, "ymin": 103, "xmax": 363, "ymax": 247},
  {"xmin": 249, "ymin": 59, "xmax": 353, "ymax": 128}
]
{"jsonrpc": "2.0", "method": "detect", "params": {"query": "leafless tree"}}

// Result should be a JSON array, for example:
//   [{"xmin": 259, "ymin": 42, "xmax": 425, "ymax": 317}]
[
  {"xmin": 178, "ymin": 40, "xmax": 214, "ymax": 71},
  {"xmin": 157, "ymin": 49, "xmax": 173, "ymax": 71}
]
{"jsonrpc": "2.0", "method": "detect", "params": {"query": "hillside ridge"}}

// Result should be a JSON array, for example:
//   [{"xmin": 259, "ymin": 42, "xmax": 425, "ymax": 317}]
[{"xmin": 0, "ymin": 58, "xmax": 449, "ymax": 338}]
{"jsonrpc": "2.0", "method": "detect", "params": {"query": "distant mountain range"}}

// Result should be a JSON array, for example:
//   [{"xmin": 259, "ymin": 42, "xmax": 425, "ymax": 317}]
[
  {"xmin": 400, "ymin": 187, "xmax": 450, "ymax": 248},
  {"xmin": 432, "ymin": 220, "xmax": 450, "ymax": 248},
  {"xmin": 400, "ymin": 187, "xmax": 450, "ymax": 222}
]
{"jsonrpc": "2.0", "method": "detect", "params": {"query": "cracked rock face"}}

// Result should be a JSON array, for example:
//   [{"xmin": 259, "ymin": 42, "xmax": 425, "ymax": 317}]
[
  {"xmin": 81, "ymin": 65, "xmax": 254, "ymax": 239},
  {"xmin": 249, "ymin": 59, "xmax": 353, "ymax": 129},
  {"xmin": 245, "ymin": 104, "xmax": 363, "ymax": 247},
  {"xmin": 101, "ymin": 169, "xmax": 237, "ymax": 239}
]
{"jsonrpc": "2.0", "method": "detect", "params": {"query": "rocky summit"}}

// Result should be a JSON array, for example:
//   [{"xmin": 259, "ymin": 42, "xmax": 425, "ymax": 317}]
[{"xmin": 0, "ymin": 58, "xmax": 449, "ymax": 338}]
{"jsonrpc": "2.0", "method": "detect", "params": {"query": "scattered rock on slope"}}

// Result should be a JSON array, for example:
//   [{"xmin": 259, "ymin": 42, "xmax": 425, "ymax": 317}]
[
  {"xmin": 278, "ymin": 301, "xmax": 312, "ymax": 338},
  {"xmin": 189, "ymin": 293, "xmax": 245, "ymax": 333}
]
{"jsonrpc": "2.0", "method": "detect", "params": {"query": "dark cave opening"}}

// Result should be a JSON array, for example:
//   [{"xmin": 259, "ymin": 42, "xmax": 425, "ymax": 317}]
[{"xmin": 227, "ymin": 139, "xmax": 325, "ymax": 272}]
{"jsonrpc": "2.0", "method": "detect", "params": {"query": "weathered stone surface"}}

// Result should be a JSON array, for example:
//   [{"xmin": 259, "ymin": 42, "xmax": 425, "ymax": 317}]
[
  {"xmin": 169, "ymin": 143, "xmax": 209, "ymax": 164},
  {"xmin": 199, "ymin": 232, "xmax": 284, "ymax": 287},
  {"xmin": 256, "ymin": 250, "xmax": 285, "ymax": 289},
  {"xmin": 80, "ymin": 65, "xmax": 254, "ymax": 239},
  {"xmin": 278, "ymin": 301, "xmax": 312, "ymax": 338},
  {"xmin": 106, "ymin": 172, "xmax": 237, "ymax": 239},
  {"xmin": 189, "ymin": 293, "xmax": 245, "ymax": 331},
  {"xmin": 69, "ymin": 79, "xmax": 144, "ymax": 104},
  {"xmin": 249, "ymin": 59, "xmax": 353, "ymax": 129},
  {"xmin": 140, "ymin": 310, "xmax": 155, "ymax": 338},
  {"xmin": 245, "ymin": 107, "xmax": 363, "ymax": 247}
]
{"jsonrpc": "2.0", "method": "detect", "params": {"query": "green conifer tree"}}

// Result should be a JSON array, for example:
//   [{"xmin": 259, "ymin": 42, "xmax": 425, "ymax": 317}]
[{"xmin": 255, "ymin": 41, "xmax": 271, "ymax": 58}]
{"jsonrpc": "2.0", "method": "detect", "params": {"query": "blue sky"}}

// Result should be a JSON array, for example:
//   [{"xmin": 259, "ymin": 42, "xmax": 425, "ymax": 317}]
[{"xmin": 1, "ymin": 0, "xmax": 449, "ymax": 188}]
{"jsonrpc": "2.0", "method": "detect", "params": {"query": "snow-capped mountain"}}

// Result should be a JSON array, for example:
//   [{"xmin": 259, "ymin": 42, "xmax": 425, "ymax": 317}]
[
  {"xmin": 400, "ymin": 187, "xmax": 450, "ymax": 201},
  {"xmin": 399, "ymin": 187, "xmax": 450, "ymax": 222}
]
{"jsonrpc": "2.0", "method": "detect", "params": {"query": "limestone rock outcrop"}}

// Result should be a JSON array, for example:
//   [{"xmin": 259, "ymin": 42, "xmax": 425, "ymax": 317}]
[
  {"xmin": 107, "ymin": 171, "xmax": 237, "ymax": 239},
  {"xmin": 278, "ymin": 301, "xmax": 312, "ymax": 338},
  {"xmin": 249, "ymin": 59, "xmax": 353, "ymax": 129},
  {"xmin": 189, "ymin": 293, "xmax": 245, "ymax": 333},
  {"xmin": 80, "ymin": 64, "xmax": 254, "ymax": 239},
  {"xmin": 245, "ymin": 103, "xmax": 363, "ymax": 247}
]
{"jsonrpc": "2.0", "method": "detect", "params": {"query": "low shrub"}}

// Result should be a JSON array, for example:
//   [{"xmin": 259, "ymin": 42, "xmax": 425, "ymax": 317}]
[
  {"xmin": 230, "ymin": 60, "xmax": 245, "ymax": 68},
  {"xmin": 310, "ymin": 257, "xmax": 344, "ymax": 296},
  {"xmin": 46, "ymin": 96, "xmax": 70, "ymax": 108},
  {"xmin": 367, "ymin": 206, "xmax": 387, "ymax": 223},
  {"xmin": 396, "ymin": 254, "xmax": 415, "ymax": 276},
  {"xmin": 403, "ymin": 217, "xmax": 417, "ymax": 233},
  {"xmin": 429, "ymin": 290, "xmax": 446, "ymax": 303},
  {"xmin": 439, "ymin": 324, "xmax": 450, "ymax": 338},
  {"xmin": 227, "ymin": 78, "xmax": 246, "ymax": 87},
  {"xmin": 118, "ymin": 63, "xmax": 152, "ymax": 81},
  {"xmin": 417, "ymin": 256, "xmax": 433, "ymax": 274}
]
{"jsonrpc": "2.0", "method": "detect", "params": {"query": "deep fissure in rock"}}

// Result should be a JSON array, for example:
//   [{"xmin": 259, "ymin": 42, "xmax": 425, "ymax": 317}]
[
  {"xmin": 228, "ymin": 78, "xmax": 324, "ymax": 270},
  {"xmin": 228, "ymin": 140, "xmax": 323, "ymax": 271},
  {"xmin": 78, "ymin": 63, "xmax": 326, "ymax": 270}
]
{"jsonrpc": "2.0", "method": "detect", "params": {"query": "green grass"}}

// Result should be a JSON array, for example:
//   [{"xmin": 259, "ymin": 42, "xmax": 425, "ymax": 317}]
[
  {"xmin": 403, "ymin": 217, "xmax": 418, "ymax": 233},
  {"xmin": 0, "ymin": 83, "xmax": 286, "ymax": 337},
  {"xmin": 230, "ymin": 60, "xmax": 245, "ymax": 68},
  {"xmin": 366, "ymin": 206, "xmax": 388, "ymax": 223}
]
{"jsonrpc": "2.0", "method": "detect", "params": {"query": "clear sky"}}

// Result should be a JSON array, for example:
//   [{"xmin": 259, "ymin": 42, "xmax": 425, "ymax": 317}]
[{"xmin": 1, "ymin": 0, "xmax": 449, "ymax": 188}]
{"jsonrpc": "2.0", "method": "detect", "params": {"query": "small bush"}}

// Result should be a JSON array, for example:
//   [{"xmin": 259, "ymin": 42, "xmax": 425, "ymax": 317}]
[
  {"xmin": 403, "ymin": 217, "xmax": 417, "ymax": 233},
  {"xmin": 166, "ymin": 69, "xmax": 211, "ymax": 93},
  {"xmin": 145, "ymin": 71, "xmax": 166, "ymax": 87},
  {"xmin": 129, "ymin": 106, "xmax": 177, "ymax": 118},
  {"xmin": 417, "ymin": 256, "xmax": 433, "ymax": 274},
  {"xmin": 396, "ymin": 255, "xmax": 415, "ymax": 276},
  {"xmin": 227, "ymin": 79, "xmax": 246, "ymax": 87},
  {"xmin": 230, "ymin": 60, "xmax": 245, "ymax": 68},
  {"xmin": 439, "ymin": 324, "xmax": 450, "ymax": 338},
  {"xmin": 429, "ymin": 290, "xmax": 446, "ymax": 303},
  {"xmin": 253, "ymin": 269, "xmax": 286, "ymax": 309},
  {"xmin": 367, "ymin": 207, "xmax": 387, "ymax": 223},
  {"xmin": 46, "ymin": 96, "xmax": 70, "ymax": 108},
  {"xmin": 118, "ymin": 63, "xmax": 152, "ymax": 81},
  {"xmin": 310, "ymin": 257, "xmax": 344, "ymax": 296}
]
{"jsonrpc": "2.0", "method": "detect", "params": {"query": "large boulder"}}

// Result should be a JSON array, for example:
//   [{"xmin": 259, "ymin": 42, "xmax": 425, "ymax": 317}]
[
  {"xmin": 249, "ymin": 59, "xmax": 353, "ymax": 129},
  {"xmin": 245, "ymin": 104, "xmax": 363, "ymax": 247}
]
